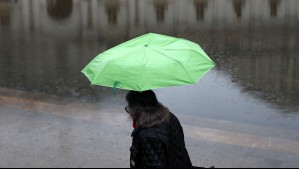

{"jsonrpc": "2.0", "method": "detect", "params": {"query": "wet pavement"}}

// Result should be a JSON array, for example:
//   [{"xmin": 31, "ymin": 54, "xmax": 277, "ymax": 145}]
[{"xmin": 0, "ymin": 88, "xmax": 299, "ymax": 168}]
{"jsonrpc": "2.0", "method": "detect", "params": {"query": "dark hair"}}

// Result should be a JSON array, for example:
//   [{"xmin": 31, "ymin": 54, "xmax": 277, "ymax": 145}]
[{"xmin": 126, "ymin": 90, "xmax": 170, "ymax": 128}]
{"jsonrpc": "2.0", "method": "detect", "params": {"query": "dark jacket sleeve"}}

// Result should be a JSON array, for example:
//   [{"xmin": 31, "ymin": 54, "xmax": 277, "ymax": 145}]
[{"xmin": 139, "ymin": 137, "xmax": 167, "ymax": 168}]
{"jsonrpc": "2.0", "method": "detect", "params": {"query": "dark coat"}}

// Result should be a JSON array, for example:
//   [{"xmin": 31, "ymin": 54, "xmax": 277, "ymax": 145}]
[{"xmin": 130, "ymin": 113, "xmax": 193, "ymax": 168}]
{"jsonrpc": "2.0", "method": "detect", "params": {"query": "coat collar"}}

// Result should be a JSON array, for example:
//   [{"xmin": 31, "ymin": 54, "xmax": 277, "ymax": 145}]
[{"xmin": 131, "ymin": 128, "xmax": 141, "ymax": 137}]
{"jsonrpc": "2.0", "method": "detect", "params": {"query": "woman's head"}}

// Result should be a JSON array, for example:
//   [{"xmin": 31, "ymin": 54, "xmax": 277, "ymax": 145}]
[{"xmin": 126, "ymin": 90, "xmax": 170, "ymax": 128}]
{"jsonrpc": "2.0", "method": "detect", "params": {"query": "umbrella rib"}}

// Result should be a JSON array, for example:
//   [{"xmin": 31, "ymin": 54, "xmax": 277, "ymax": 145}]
[
  {"xmin": 162, "ymin": 48, "xmax": 215, "ymax": 64},
  {"xmin": 149, "ymin": 47, "xmax": 196, "ymax": 84},
  {"xmin": 147, "ymin": 34, "xmax": 152, "ymax": 45},
  {"xmin": 92, "ymin": 60, "xmax": 115, "ymax": 85},
  {"xmin": 138, "ymin": 34, "xmax": 154, "ymax": 91},
  {"xmin": 140, "ymin": 40, "xmax": 150, "ymax": 91},
  {"xmin": 163, "ymin": 38, "xmax": 180, "ymax": 47}
]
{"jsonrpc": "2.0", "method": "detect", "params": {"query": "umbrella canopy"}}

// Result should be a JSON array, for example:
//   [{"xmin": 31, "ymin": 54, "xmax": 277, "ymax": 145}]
[{"xmin": 82, "ymin": 33, "xmax": 215, "ymax": 91}]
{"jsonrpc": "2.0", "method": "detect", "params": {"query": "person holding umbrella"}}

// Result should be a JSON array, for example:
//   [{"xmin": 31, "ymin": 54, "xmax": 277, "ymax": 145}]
[
  {"xmin": 82, "ymin": 33, "xmax": 216, "ymax": 168},
  {"xmin": 125, "ymin": 90, "xmax": 192, "ymax": 168}
]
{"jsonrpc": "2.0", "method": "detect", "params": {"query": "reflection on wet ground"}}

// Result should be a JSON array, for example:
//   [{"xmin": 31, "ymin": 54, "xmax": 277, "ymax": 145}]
[{"xmin": 0, "ymin": 0, "xmax": 298, "ymax": 135}]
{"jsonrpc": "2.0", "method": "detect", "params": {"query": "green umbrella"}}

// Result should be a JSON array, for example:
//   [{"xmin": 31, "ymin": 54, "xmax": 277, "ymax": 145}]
[{"xmin": 82, "ymin": 33, "xmax": 215, "ymax": 92}]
